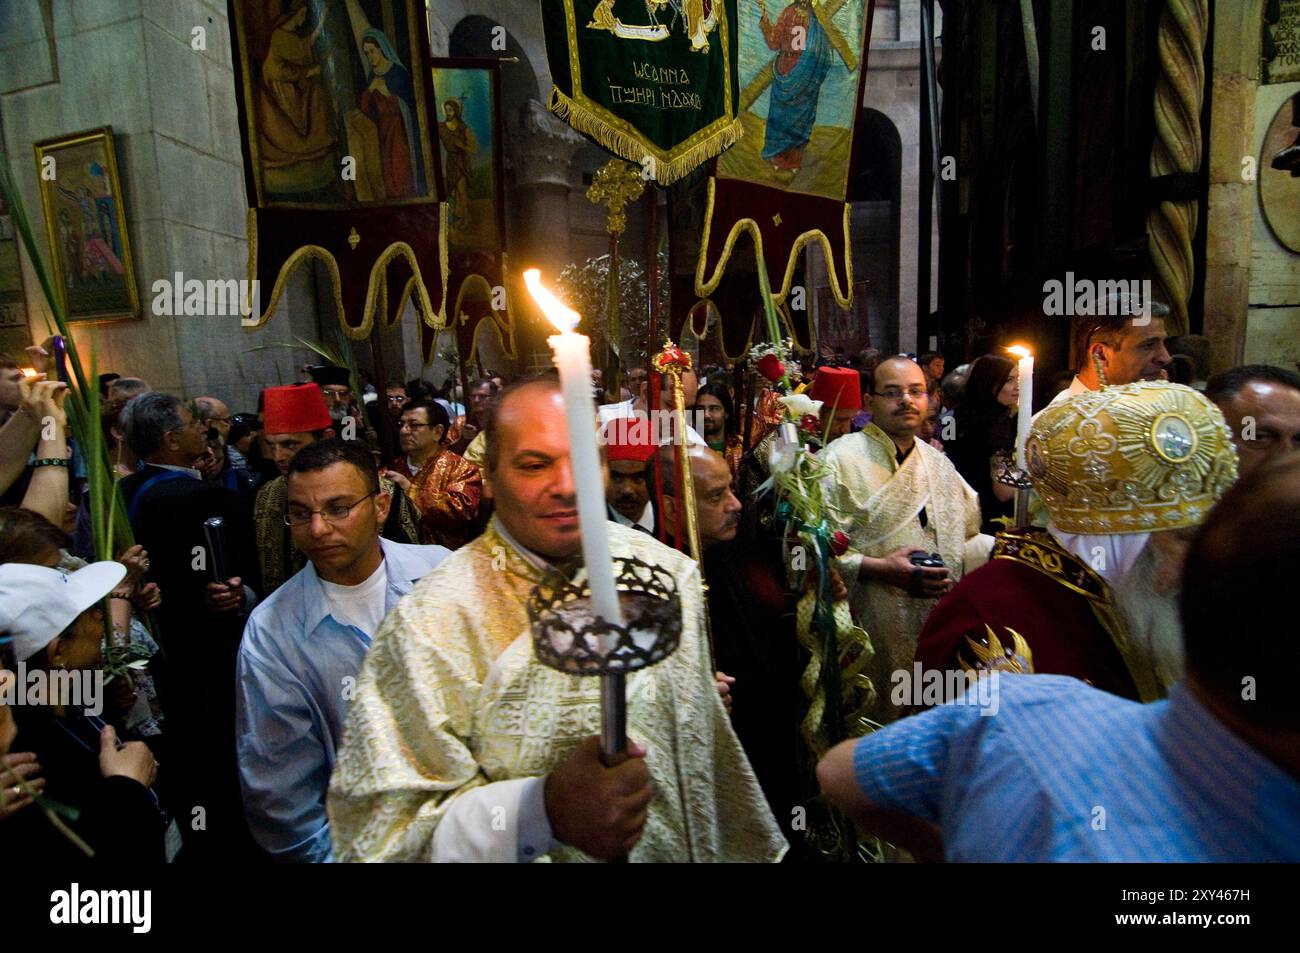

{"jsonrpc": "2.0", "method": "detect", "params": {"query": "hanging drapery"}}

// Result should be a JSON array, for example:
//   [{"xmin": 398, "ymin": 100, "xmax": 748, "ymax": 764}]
[
  {"xmin": 230, "ymin": 0, "xmax": 448, "ymax": 337},
  {"xmin": 695, "ymin": 0, "xmax": 877, "ymax": 310}
]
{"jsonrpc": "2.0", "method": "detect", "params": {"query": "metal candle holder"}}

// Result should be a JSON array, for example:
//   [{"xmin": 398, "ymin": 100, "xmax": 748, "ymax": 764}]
[
  {"xmin": 993, "ymin": 450, "xmax": 1036, "ymax": 528},
  {"xmin": 527, "ymin": 555, "xmax": 681, "ymax": 768}
]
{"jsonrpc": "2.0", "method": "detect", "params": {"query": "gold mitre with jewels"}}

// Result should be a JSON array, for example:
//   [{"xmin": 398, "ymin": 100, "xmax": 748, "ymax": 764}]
[{"xmin": 1025, "ymin": 380, "xmax": 1237, "ymax": 535}]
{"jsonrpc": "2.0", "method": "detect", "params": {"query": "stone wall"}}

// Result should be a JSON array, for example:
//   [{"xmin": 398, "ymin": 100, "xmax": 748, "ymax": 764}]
[{"xmin": 0, "ymin": 0, "xmax": 325, "ymax": 411}]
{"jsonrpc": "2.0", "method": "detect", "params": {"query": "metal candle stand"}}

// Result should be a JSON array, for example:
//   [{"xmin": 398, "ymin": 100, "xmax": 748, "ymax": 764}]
[
  {"xmin": 993, "ymin": 450, "xmax": 1036, "ymax": 527},
  {"xmin": 526, "ymin": 556, "xmax": 681, "ymax": 770}
]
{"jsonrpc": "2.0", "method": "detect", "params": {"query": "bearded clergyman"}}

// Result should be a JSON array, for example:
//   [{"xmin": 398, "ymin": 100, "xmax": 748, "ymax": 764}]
[{"xmin": 914, "ymin": 380, "xmax": 1237, "ymax": 702}]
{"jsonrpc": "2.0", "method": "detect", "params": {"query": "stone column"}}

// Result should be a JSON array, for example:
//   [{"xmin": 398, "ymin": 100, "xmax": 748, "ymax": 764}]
[
  {"xmin": 511, "ymin": 100, "xmax": 586, "ymax": 275},
  {"xmin": 1203, "ymin": 0, "xmax": 1264, "ymax": 372},
  {"xmin": 509, "ymin": 100, "xmax": 586, "ymax": 362}
]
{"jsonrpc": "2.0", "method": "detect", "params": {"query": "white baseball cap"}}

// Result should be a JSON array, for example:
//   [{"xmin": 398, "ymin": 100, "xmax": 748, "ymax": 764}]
[{"xmin": 0, "ymin": 562, "xmax": 127, "ymax": 664}]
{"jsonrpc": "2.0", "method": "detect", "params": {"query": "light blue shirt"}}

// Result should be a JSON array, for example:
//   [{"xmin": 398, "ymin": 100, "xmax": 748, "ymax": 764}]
[
  {"xmin": 852, "ymin": 674, "xmax": 1300, "ymax": 862},
  {"xmin": 236, "ymin": 538, "xmax": 449, "ymax": 862}
]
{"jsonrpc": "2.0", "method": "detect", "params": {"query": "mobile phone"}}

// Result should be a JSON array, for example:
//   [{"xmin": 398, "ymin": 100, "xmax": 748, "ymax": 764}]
[{"xmin": 52, "ymin": 335, "xmax": 68, "ymax": 383}]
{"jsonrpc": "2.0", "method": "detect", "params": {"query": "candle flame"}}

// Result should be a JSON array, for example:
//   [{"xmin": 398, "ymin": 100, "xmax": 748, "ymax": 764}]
[
  {"xmin": 523, "ymin": 268, "xmax": 579, "ymax": 334},
  {"xmin": 1006, "ymin": 345, "xmax": 1032, "ymax": 359},
  {"xmin": 20, "ymin": 367, "xmax": 39, "ymax": 378}
]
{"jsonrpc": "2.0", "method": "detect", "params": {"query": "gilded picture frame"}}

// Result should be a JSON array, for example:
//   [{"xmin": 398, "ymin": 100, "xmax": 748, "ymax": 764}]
[{"xmin": 33, "ymin": 126, "xmax": 140, "ymax": 323}]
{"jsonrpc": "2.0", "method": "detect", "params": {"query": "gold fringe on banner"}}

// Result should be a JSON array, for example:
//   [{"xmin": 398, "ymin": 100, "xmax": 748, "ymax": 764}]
[
  {"xmin": 549, "ymin": 89, "xmax": 742, "ymax": 187},
  {"xmin": 681, "ymin": 297, "xmax": 812, "ymax": 364}
]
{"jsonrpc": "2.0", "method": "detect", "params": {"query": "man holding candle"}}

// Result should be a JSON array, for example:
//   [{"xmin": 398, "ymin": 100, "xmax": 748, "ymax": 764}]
[
  {"xmin": 328, "ymin": 379, "xmax": 785, "ymax": 862},
  {"xmin": 820, "ymin": 356, "xmax": 986, "ymax": 723}
]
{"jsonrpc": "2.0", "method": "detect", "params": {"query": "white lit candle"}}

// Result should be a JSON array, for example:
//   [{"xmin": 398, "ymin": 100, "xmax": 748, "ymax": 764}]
[
  {"xmin": 1007, "ymin": 345, "xmax": 1034, "ymax": 471},
  {"xmin": 524, "ymin": 268, "xmax": 625, "ymax": 628}
]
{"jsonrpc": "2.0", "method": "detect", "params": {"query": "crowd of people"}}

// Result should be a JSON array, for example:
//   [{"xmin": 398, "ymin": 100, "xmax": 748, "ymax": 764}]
[{"xmin": 0, "ymin": 295, "xmax": 1297, "ymax": 863}]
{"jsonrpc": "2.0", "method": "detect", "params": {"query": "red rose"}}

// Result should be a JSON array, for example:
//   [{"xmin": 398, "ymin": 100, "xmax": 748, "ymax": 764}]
[
  {"xmin": 756, "ymin": 354, "xmax": 785, "ymax": 381},
  {"xmin": 830, "ymin": 531, "xmax": 850, "ymax": 557},
  {"xmin": 800, "ymin": 414, "xmax": 819, "ymax": 432}
]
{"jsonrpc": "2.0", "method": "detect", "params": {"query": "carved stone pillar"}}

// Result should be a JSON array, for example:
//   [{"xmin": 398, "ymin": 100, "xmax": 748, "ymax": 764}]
[{"xmin": 510, "ymin": 100, "xmax": 586, "ymax": 277}]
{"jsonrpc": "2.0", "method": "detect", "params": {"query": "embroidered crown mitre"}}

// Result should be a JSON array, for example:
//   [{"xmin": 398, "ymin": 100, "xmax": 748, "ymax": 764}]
[{"xmin": 1026, "ymin": 381, "xmax": 1237, "ymax": 535}]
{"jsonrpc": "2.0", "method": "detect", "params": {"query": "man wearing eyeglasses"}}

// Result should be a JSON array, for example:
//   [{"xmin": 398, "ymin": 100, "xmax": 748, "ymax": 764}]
[
  {"xmin": 820, "ymin": 356, "xmax": 985, "ymax": 724},
  {"xmin": 253, "ymin": 384, "xmax": 420, "ymax": 596},
  {"xmin": 236, "ymin": 438, "xmax": 449, "ymax": 862},
  {"xmin": 329, "ymin": 379, "xmax": 785, "ymax": 862},
  {"xmin": 383, "ymin": 399, "xmax": 482, "ymax": 549}
]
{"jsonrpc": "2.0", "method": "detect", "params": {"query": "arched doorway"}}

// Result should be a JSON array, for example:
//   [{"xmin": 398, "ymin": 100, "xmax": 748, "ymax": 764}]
[{"xmin": 848, "ymin": 108, "xmax": 902, "ymax": 354}]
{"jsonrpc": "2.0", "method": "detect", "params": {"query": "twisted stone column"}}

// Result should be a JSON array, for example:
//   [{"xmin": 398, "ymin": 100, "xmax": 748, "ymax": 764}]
[{"xmin": 1147, "ymin": 0, "xmax": 1210, "ymax": 335}]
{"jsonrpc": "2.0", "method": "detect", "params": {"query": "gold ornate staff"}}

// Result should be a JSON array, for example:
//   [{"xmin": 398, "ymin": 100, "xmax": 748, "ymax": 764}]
[
  {"xmin": 651, "ymin": 339, "xmax": 715, "ymax": 666},
  {"xmin": 587, "ymin": 160, "xmax": 645, "ymax": 397}
]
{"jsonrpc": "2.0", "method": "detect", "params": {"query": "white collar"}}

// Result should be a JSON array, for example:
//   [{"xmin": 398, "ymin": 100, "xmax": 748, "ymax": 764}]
[{"xmin": 609, "ymin": 501, "xmax": 654, "ymax": 533}]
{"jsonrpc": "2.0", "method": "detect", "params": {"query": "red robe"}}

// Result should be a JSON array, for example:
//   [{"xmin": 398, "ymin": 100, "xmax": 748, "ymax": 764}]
[
  {"xmin": 359, "ymin": 89, "xmax": 414, "ymax": 198},
  {"xmin": 914, "ymin": 528, "xmax": 1144, "ymax": 703},
  {"xmin": 389, "ymin": 450, "xmax": 482, "ymax": 549}
]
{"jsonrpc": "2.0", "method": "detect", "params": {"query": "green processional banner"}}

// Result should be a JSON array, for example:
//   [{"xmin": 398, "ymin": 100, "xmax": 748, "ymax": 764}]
[{"xmin": 541, "ymin": 0, "xmax": 742, "ymax": 185}]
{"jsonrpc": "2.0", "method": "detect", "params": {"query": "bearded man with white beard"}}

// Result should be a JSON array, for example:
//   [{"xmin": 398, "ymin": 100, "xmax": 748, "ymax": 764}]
[{"xmin": 913, "ymin": 381, "xmax": 1237, "ymax": 703}]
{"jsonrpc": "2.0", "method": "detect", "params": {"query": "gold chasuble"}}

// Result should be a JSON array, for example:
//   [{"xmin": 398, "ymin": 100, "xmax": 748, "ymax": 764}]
[
  {"xmin": 820, "ymin": 425, "xmax": 983, "ymax": 719},
  {"xmin": 328, "ymin": 517, "xmax": 786, "ymax": 862}
]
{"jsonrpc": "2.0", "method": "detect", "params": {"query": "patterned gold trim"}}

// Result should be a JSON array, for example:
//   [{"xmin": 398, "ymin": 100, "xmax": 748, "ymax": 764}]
[
  {"xmin": 680, "ymin": 295, "xmax": 809, "ymax": 363},
  {"xmin": 959, "ymin": 624, "xmax": 1034, "ymax": 674},
  {"xmin": 992, "ymin": 528, "xmax": 1163, "ymax": 702},
  {"xmin": 1028, "ymin": 382, "xmax": 1236, "ymax": 536}
]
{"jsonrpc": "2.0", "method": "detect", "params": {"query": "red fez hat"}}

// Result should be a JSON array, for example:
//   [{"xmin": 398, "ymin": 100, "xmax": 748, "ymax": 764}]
[
  {"xmin": 809, "ymin": 366, "xmax": 862, "ymax": 411},
  {"xmin": 602, "ymin": 415, "xmax": 658, "ymax": 463},
  {"xmin": 263, "ymin": 384, "xmax": 332, "ymax": 435}
]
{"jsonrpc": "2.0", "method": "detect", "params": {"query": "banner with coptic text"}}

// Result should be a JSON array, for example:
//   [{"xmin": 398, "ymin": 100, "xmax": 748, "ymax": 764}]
[{"xmin": 541, "ymin": 0, "xmax": 742, "ymax": 185}]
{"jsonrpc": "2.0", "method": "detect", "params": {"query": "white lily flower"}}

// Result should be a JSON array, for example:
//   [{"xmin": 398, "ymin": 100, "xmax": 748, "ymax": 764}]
[{"xmin": 779, "ymin": 393, "xmax": 823, "ymax": 418}]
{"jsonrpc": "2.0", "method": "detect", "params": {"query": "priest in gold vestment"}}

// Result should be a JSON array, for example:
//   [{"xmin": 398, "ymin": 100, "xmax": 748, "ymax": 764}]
[
  {"xmin": 329, "ymin": 380, "xmax": 785, "ymax": 862},
  {"xmin": 820, "ymin": 357, "xmax": 987, "ymax": 721},
  {"xmin": 384, "ymin": 399, "xmax": 482, "ymax": 549}
]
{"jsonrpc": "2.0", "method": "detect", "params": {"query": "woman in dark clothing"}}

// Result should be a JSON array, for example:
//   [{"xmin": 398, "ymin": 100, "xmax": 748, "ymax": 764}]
[
  {"xmin": 0, "ymin": 561, "xmax": 166, "ymax": 862},
  {"xmin": 946, "ymin": 354, "xmax": 1020, "ymax": 534}
]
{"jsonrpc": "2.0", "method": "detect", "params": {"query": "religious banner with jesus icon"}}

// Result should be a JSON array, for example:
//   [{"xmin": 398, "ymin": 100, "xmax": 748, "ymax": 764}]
[
  {"xmin": 696, "ymin": 0, "xmax": 875, "ymax": 309},
  {"xmin": 230, "ymin": 0, "xmax": 448, "ymax": 338},
  {"xmin": 541, "ymin": 0, "xmax": 743, "ymax": 185}
]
